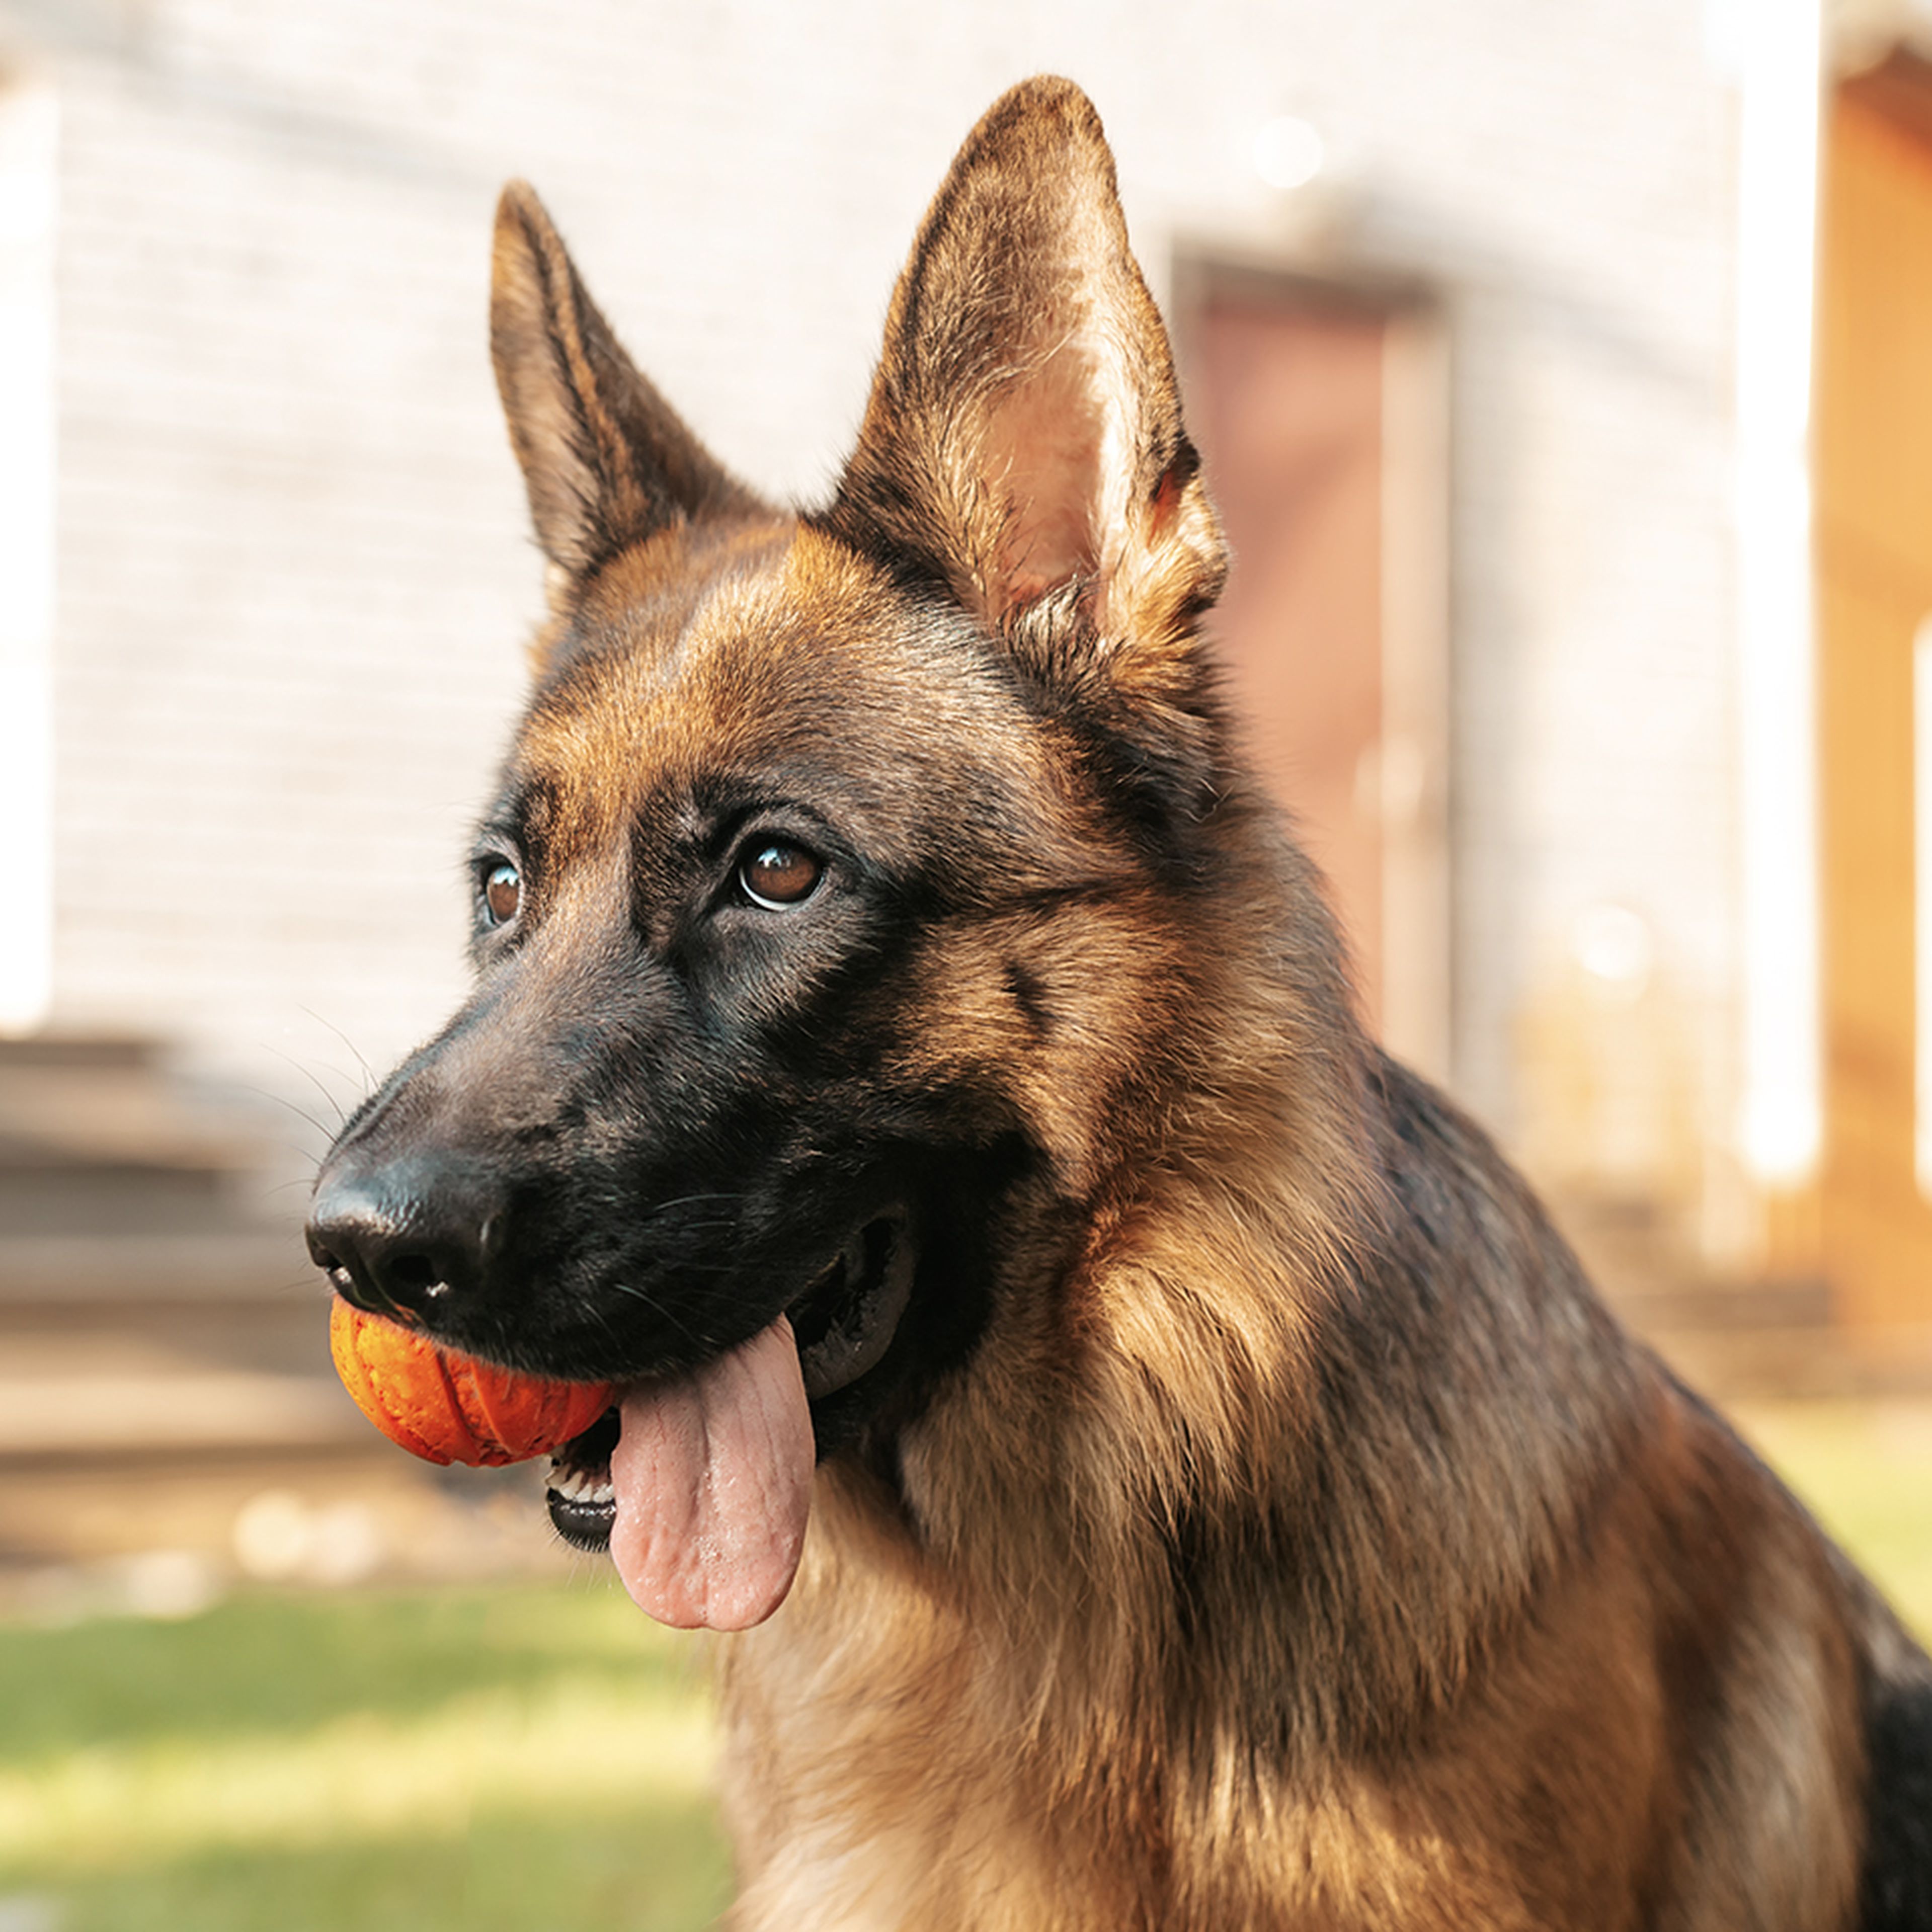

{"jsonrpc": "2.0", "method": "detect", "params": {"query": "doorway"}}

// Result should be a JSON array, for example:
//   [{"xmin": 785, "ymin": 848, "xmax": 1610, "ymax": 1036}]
[{"xmin": 1175, "ymin": 260, "xmax": 1450, "ymax": 1079}]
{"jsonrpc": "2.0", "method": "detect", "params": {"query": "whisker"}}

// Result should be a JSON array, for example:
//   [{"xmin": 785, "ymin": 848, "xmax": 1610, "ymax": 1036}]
[
  {"xmin": 257, "ymin": 1045, "xmax": 352, "ymax": 1133},
  {"xmin": 242, "ymin": 1083, "xmax": 336, "ymax": 1145},
  {"xmin": 298, "ymin": 1005, "xmax": 379, "ymax": 1095},
  {"xmin": 607, "ymin": 1279, "xmax": 706, "ymax": 1345},
  {"xmin": 636, "ymin": 1191, "xmax": 750, "ymax": 1221}
]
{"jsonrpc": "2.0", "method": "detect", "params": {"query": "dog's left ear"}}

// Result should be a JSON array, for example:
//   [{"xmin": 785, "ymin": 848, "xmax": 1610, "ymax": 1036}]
[{"xmin": 826, "ymin": 78, "xmax": 1227, "ymax": 697}]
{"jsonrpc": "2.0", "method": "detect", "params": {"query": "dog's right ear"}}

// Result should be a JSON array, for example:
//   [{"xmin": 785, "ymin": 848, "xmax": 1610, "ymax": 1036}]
[{"xmin": 490, "ymin": 183, "xmax": 758, "ymax": 600}]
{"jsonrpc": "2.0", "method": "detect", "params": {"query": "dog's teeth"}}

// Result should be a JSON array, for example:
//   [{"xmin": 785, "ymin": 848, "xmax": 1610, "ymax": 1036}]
[{"xmin": 545, "ymin": 1464, "xmax": 615, "ymax": 1505}]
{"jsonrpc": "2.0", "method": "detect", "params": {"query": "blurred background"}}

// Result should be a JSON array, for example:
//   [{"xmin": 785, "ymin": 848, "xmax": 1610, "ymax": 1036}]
[{"xmin": 1, "ymin": 0, "xmax": 1930, "ymax": 1926}]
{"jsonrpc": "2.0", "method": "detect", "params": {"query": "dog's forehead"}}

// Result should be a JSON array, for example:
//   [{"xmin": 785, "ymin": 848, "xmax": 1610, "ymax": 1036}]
[{"xmin": 508, "ymin": 523, "xmax": 1047, "ymax": 854}]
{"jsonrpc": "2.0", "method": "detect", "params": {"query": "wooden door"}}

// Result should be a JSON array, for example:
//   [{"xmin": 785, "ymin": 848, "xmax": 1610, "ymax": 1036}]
[
  {"xmin": 1178, "ymin": 264, "xmax": 1449, "ymax": 1078},
  {"xmin": 1816, "ymin": 51, "xmax": 1932, "ymax": 1330}
]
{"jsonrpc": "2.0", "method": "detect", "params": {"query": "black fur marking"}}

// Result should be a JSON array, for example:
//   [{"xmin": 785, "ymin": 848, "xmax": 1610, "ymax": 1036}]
[
  {"xmin": 1861, "ymin": 1675, "xmax": 1932, "ymax": 1929},
  {"xmin": 1005, "ymin": 959, "xmax": 1052, "ymax": 1035}
]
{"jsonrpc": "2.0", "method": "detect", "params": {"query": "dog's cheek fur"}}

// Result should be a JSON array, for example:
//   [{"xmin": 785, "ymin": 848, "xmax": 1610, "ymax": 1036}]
[{"xmin": 879, "ymin": 900, "xmax": 1185, "ymax": 1183}]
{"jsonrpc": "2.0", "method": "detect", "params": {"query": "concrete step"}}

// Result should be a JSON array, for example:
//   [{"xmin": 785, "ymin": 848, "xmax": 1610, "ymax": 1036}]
[
  {"xmin": 0, "ymin": 1266, "xmax": 357, "ymax": 1455},
  {"xmin": 0, "ymin": 1034, "xmax": 159, "ymax": 1071},
  {"xmin": 1539, "ymin": 1191, "xmax": 1932, "ymax": 1397},
  {"xmin": 0, "ymin": 1035, "xmax": 454, "ymax": 1582},
  {"xmin": 0, "ymin": 1229, "xmax": 308, "ymax": 1302},
  {"xmin": 1601, "ymin": 1275, "xmax": 1932, "ymax": 1400},
  {"xmin": 0, "ymin": 1047, "xmax": 267, "ymax": 1179},
  {"xmin": 0, "ymin": 1366, "xmax": 364, "ymax": 1459}
]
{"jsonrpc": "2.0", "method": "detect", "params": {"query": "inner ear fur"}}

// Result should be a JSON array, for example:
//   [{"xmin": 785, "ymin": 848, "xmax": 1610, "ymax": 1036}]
[
  {"xmin": 490, "ymin": 182, "xmax": 761, "ymax": 593},
  {"xmin": 825, "ymin": 77, "xmax": 1227, "ymax": 687}
]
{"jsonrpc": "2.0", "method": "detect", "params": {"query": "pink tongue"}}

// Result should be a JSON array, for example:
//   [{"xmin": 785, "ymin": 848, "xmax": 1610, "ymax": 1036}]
[{"xmin": 608, "ymin": 1314, "xmax": 815, "ymax": 1631}]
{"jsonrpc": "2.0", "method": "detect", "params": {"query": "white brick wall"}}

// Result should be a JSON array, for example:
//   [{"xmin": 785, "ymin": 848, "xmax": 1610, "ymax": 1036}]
[{"xmin": 1, "ymin": 0, "xmax": 1740, "ymax": 1174}]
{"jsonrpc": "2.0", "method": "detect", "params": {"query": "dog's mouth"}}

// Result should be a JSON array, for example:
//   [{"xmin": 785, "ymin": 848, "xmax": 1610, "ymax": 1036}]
[
  {"xmin": 544, "ymin": 1211, "xmax": 915, "ymax": 1558},
  {"xmin": 545, "ymin": 1404, "xmax": 622, "ymax": 1550}
]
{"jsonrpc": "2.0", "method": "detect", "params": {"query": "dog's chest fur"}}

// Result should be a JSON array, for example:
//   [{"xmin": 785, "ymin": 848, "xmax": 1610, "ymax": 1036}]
[{"xmin": 713, "ymin": 1437, "xmax": 1863, "ymax": 1932}]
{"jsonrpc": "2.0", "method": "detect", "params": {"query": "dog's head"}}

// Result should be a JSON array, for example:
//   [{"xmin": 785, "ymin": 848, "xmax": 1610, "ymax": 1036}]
[{"xmin": 305, "ymin": 79, "xmax": 1326, "ymax": 1628}]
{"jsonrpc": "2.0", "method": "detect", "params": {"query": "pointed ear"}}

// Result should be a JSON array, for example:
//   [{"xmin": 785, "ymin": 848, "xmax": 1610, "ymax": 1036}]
[
  {"xmin": 490, "ymin": 182, "xmax": 760, "ymax": 590},
  {"xmin": 825, "ymin": 78, "xmax": 1226, "ymax": 681}
]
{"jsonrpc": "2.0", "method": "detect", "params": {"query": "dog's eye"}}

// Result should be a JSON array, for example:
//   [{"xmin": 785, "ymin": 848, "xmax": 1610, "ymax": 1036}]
[
  {"xmin": 482, "ymin": 861, "xmax": 522, "ymax": 925},
  {"xmin": 738, "ymin": 840, "xmax": 823, "ymax": 910}
]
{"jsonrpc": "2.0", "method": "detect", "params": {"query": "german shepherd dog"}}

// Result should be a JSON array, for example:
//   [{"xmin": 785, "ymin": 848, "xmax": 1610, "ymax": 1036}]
[{"xmin": 306, "ymin": 78, "xmax": 1932, "ymax": 1929}]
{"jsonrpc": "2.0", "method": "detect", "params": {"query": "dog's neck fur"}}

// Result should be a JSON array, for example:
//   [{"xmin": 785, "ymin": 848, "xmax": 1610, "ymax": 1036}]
[{"xmin": 716, "ymin": 786, "xmax": 1663, "ymax": 1928}]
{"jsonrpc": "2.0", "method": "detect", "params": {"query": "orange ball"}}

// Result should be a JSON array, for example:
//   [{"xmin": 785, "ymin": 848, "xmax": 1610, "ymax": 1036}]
[{"xmin": 329, "ymin": 1297, "xmax": 615, "ymax": 1467}]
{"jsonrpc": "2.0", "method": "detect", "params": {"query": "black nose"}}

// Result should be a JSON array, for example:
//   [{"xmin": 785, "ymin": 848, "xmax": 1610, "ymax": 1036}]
[{"xmin": 306, "ymin": 1155, "xmax": 504, "ymax": 1323}]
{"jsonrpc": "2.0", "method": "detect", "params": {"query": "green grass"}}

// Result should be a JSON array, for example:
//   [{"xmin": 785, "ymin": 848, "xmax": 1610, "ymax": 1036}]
[
  {"xmin": 0, "ymin": 1578, "xmax": 731, "ymax": 1931},
  {"xmin": 1, "ymin": 1407, "xmax": 1927, "ymax": 1930},
  {"xmin": 1732, "ymin": 1397, "xmax": 1932, "ymax": 1640},
  {"xmin": 25, "ymin": 1802, "xmax": 727, "ymax": 1932}
]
